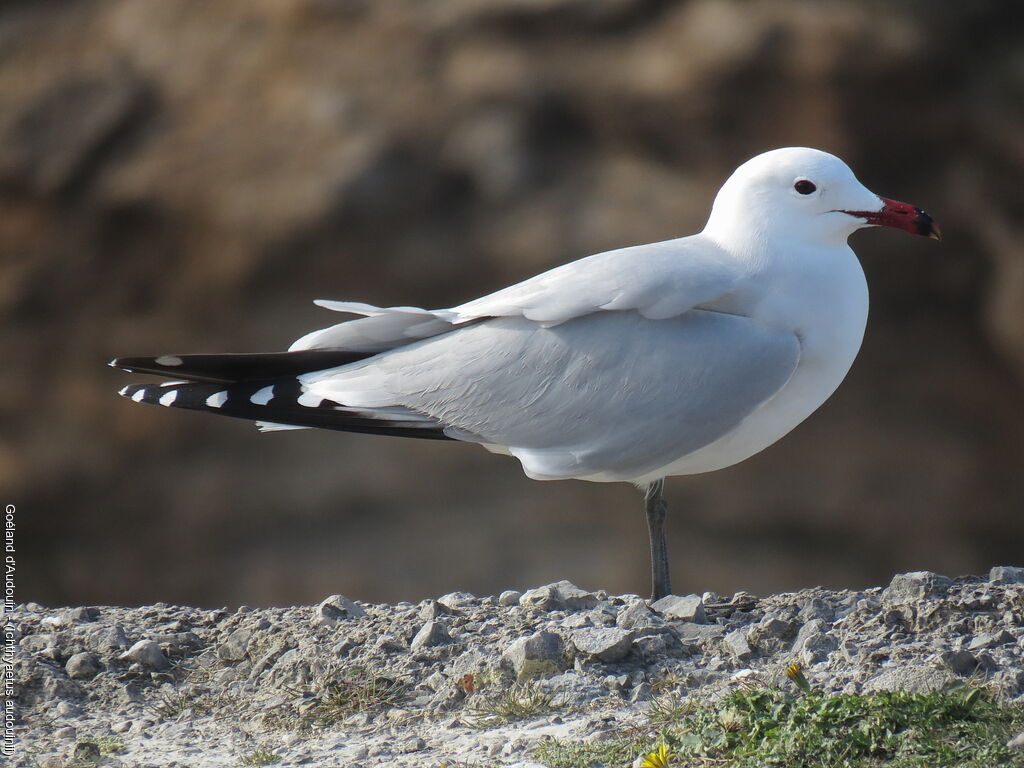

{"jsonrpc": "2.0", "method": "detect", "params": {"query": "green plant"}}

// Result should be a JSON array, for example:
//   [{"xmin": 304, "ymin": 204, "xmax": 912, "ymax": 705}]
[
  {"xmin": 240, "ymin": 747, "xmax": 281, "ymax": 766},
  {"xmin": 466, "ymin": 680, "xmax": 562, "ymax": 728},
  {"xmin": 533, "ymin": 682, "xmax": 1024, "ymax": 768},
  {"xmin": 297, "ymin": 667, "xmax": 407, "ymax": 727},
  {"xmin": 532, "ymin": 733, "xmax": 649, "ymax": 768},
  {"xmin": 646, "ymin": 693, "xmax": 694, "ymax": 729},
  {"xmin": 76, "ymin": 735, "xmax": 125, "ymax": 755}
]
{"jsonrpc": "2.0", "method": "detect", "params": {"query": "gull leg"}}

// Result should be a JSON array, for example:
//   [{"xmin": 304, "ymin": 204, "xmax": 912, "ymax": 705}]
[{"xmin": 643, "ymin": 478, "xmax": 671, "ymax": 600}]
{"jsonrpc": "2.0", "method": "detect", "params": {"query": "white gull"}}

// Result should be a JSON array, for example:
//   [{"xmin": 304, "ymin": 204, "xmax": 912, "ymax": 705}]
[{"xmin": 113, "ymin": 147, "xmax": 940, "ymax": 598}]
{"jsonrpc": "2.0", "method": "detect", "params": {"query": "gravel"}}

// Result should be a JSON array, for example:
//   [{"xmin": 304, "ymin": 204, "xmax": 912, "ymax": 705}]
[{"xmin": 7, "ymin": 569, "xmax": 1024, "ymax": 766}]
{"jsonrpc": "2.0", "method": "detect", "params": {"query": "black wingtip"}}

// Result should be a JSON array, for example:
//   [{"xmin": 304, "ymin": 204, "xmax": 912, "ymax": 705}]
[
  {"xmin": 116, "ymin": 379, "xmax": 453, "ymax": 441},
  {"xmin": 109, "ymin": 350, "xmax": 375, "ymax": 384}
]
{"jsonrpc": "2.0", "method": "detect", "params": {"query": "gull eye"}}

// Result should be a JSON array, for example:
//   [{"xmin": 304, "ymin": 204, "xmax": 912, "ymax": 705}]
[{"xmin": 794, "ymin": 179, "xmax": 817, "ymax": 195}]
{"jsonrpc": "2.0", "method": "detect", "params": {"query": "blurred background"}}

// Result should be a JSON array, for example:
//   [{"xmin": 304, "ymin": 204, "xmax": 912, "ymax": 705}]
[{"xmin": 3, "ymin": 0, "xmax": 1023, "ymax": 608}]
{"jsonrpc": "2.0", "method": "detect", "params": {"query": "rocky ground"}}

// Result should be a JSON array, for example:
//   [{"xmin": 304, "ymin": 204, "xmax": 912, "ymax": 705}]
[{"xmin": 7, "ymin": 568, "xmax": 1024, "ymax": 767}]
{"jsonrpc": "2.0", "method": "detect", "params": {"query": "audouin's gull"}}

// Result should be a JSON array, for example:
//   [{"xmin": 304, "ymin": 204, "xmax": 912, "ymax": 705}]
[{"xmin": 113, "ymin": 147, "xmax": 940, "ymax": 599}]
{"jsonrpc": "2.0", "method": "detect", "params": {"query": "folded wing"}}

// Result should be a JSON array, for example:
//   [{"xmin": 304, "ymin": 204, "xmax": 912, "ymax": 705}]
[
  {"xmin": 290, "ymin": 235, "xmax": 741, "ymax": 352},
  {"xmin": 303, "ymin": 309, "xmax": 800, "ymax": 481}
]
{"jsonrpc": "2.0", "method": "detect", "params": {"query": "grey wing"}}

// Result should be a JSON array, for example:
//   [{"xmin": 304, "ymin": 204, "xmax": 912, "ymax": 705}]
[{"xmin": 304, "ymin": 309, "xmax": 800, "ymax": 481}]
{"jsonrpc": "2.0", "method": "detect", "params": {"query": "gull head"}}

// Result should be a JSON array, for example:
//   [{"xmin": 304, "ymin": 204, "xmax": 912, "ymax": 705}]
[{"xmin": 703, "ymin": 147, "xmax": 940, "ymax": 249}]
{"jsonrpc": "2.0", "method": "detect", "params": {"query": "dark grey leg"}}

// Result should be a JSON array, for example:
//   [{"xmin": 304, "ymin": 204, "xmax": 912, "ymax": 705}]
[{"xmin": 644, "ymin": 478, "xmax": 671, "ymax": 600}]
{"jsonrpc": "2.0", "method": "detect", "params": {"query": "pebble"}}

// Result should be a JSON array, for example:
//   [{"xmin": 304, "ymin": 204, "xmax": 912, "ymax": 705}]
[
  {"xmin": 437, "ymin": 591, "xmax": 476, "ymax": 611},
  {"xmin": 419, "ymin": 600, "xmax": 449, "ymax": 621},
  {"xmin": 797, "ymin": 597, "xmax": 834, "ymax": 622},
  {"xmin": 375, "ymin": 634, "xmax": 406, "ymax": 652},
  {"xmin": 519, "ymin": 580, "xmax": 598, "ymax": 611},
  {"xmin": 55, "ymin": 701, "xmax": 81, "ymax": 717},
  {"xmin": 651, "ymin": 594, "xmax": 707, "ymax": 624},
  {"xmin": 120, "ymin": 639, "xmax": 170, "ymax": 670},
  {"xmin": 498, "ymin": 590, "xmax": 523, "ymax": 606},
  {"xmin": 87, "ymin": 624, "xmax": 130, "ymax": 653},
  {"xmin": 747, "ymin": 616, "xmax": 793, "ymax": 654},
  {"xmin": 723, "ymin": 629, "xmax": 753, "ymax": 660},
  {"xmin": 218, "ymin": 627, "xmax": 252, "ymax": 662},
  {"xmin": 793, "ymin": 619, "xmax": 838, "ymax": 664},
  {"xmin": 615, "ymin": 600, "xmax": 665, "ymax": 630},
  {"xmin": 66, "ymin": 606, "xmax": 97, "ymax": 623},
  {"xmin": 569, "ymin": 627, "xmax": 634, "ymax": 663},
  {"xmin": 628, "ymin": 682, "xmax": 651, "ymax": 703},
  {"xmin": 398, "ymin": 735, "xmax": 426, "ymax": 753},
  {"xmin": 410, "ymin": 620, "xmax": 453, "ymax": 650},
  {"xmin": 65, "ymin": 651, "xmax": 100, "ymax": 680},
  {"xmin": 939, "ymin": 649, "xmax": 979, "ymax": 675},
  {"xmin": 967, "ymin": 631, "xmax": 1005, "ymax": 651},
  {"xmin": 317, "ymin": 594, "xmax": 367, "ymax": 623},
  {"xmin": 502, "ymin": 631, "xmax": 568, "ymax": 680},
  {"xmin": 881, "ymin": 571, "xmax": 953, "ymax": 606}
]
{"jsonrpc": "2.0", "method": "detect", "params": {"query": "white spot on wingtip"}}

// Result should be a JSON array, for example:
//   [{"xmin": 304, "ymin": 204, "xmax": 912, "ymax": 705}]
[
  {"xmin": 159, "ymin": 390, "xmax": 177, "ymax": 407},
  {"xmin": 297, "ymin": 392, "xmax": 324, "ymax": 408},
  {"xmin": 206, "ymin": 391, "xmax": 228, "ymax": 408},
  {"xmin": 118, "ymin": 385, "xmax": 130, "ymax": 396},
  {"xmin": 257, "ymin": 421, "xmax": 308, "ymax": 432},
  {"xmin": 250, "ymin": 386, "xmax": 274, "ymax": 406},
  {"xmin": 155, "ymin": 355, "xmax": 184, "ymax": 367},
  {"xmin": 131, "ymin": 389, "xmax": 147, "ymax": 403}
]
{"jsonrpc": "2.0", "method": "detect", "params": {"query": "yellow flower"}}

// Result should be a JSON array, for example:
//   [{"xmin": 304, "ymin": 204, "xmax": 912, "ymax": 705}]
[
  {"xmin": 638, "ymin": 742, "xmax": 673, "ymax": 767},
  {"xmin": 785, "ymin": 661, "xmax": 812, "ymax": 693}
]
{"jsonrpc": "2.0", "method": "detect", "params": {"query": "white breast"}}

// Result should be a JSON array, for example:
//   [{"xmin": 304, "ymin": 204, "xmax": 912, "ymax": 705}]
[{"xmin": 634, "ymin": 244, "xmax": 869, "ymax": 483}]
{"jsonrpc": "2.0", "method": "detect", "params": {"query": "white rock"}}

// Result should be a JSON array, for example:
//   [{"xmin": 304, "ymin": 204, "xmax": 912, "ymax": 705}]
[
  {"xmin": 881, "ymin": 571, "xmax": 952, "ymax": 606},
  {"xmin": 502, "ymin": 631, "xmax": 568, "ymax": 680},
  {"xmin": 217, "ymin": 627, "xmax": 252, "ymax": 662},
  {"xmin": 498, "ymin": 590, "xmax": 523, "ymax": 606},
  {"xmin": 651, "ymin": 594, "xmax": 707, "ymax": 623},
  {"xmin": 65, "ymin": 652, "xmax": 100, "ymax": 680},
  {"xmin": 519, "ymin": 581, "xmax": 598, "ymax": 611},
  {"xmin": 317, "ymin": 594, "xmax": 367, "ymax": 623},
  {"xmin": 410, "ymin": 620, "xmax": 453, "ymax": 650},
  {"xmin": 616, "ymin": 600, "xmax": 665, "ymax": 629},
  {"xmin": 990, "ymin": 566, "xmax": 1024, "ymax": 585},
  {"xmin": 570, "ymin": 627, "xmax": 634, "ymax": 663},
  {"xmin": 723, "ymin": 629, "xmax": 753, "ymax": 660},
  {"xmin": 120, "ymin": 639, "xmax": 169, "ymax": 670},
  {"xmin": 437, "ymin": 591, "xmax": 475, "ymax": 610}
]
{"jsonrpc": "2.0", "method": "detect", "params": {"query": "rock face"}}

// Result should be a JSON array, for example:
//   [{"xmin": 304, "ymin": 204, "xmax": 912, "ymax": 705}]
[
  {"xmin": 4, "ymin": 1, "xmax": 1023, "ymax": 606},
  {"xmin": 8, "ymin": 572, "xmax": 1024, "ymax": 766}
]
